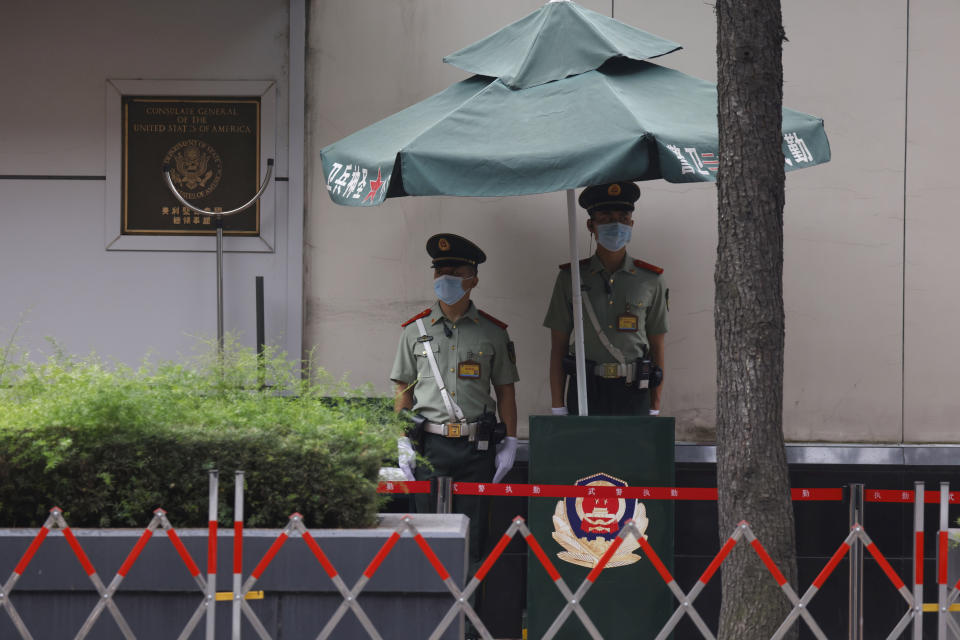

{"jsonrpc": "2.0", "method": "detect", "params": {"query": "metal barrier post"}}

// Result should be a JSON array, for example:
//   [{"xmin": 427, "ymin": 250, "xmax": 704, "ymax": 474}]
[
  {"xmin": 914, "ymin": 481, "xmax": 926, "ymax": 640},
  {"xmin": 435, "ymin": 476, "xmax": 453, "ymax": 514},
  {"xmin": 848, "ymin": 483, "xmax": 865, "ymax": 640},
  {"xmin": 939, "ymin": 482, "xmax": 949, "ymax": 640},
  {"xmin": 207, "ymin": 470, "xmax": 219, "ymax": 640},
  {"xmin": 233, "ymin": 470, "xmax": 244, "ymax": 640}
]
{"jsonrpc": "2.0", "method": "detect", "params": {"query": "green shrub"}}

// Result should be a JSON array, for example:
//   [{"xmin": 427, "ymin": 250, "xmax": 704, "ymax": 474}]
[{"xmin": 0, "ymin": 337, "xmax": 404, "ymax": 528}]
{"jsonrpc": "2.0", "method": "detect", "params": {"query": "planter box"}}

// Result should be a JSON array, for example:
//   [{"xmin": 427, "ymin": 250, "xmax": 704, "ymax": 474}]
[{"xmin": 0, "ymin": 513, "xmax": 468, "ymax": 639}]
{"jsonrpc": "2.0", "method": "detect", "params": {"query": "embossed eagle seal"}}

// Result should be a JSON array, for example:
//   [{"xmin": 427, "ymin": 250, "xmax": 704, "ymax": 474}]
[{"xmin": 164, "ymin": 139, "xmax": 223, "ymax": 199}]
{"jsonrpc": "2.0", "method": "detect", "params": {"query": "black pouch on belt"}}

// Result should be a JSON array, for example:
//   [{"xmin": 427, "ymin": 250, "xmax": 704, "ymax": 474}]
[
  {"xmin": 401, "ymin": 409, "xmax": 428, "ymax": 451},
  {"xmin": 492, "ymin": 421, "xmax": 507, "ymax": 446},
  {"xmin": 562, "ymin": 354, "xmax": 597, "ymax": 376},
  {"xmin": 475, "ymin": 410, "xmax": 497, "ymax": 452},
  {"xmin": 650, "ymin": 365, "xmax": 663, "ymax": 388},
  {"xmin": 635, "ymin": 357, "xmax": 652, "ymax": 391}
]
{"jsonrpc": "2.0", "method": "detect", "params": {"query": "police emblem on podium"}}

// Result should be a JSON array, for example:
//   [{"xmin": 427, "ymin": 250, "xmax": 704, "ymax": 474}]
[
  {"xmin": 552, "ymin": 473, "xmax": 648, "ymax": 568},
  {"xmin": 528, "ymin": 415, "xmax": 674, "ymax": 640}
]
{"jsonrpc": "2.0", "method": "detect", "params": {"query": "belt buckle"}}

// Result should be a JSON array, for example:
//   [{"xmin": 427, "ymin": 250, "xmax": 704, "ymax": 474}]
[
  {"xmin": 601, "ymin": 363, "xmax": 619, "ymax": 379},
  {"xmin": 446, "ymin": 423, "xmax": 461, "ymax": 438}
]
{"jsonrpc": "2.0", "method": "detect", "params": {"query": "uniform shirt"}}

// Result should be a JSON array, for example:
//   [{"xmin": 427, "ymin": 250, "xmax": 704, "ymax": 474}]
[
  {"xmin": 542, "ymin": 253, "xmax": 668, "ymax": 363},
  {"xmin": 391, "ymin": 301, "xmax": 519, "ymax": 424}
]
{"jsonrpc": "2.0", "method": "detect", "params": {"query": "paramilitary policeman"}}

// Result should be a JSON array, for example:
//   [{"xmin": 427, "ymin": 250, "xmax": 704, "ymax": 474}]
[
  {"xmin": 390, "ymin": 233, "xmax": 519, "ymax": 567},
  {"xmin": 543, "ymin": 181, "xmax": 668, "ymax": 416}
]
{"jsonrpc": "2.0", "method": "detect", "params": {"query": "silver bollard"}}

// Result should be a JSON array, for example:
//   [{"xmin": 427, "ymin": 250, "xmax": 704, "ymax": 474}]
[
  {"xmin": 207, "ymin": 469, "xmax": 219, "ymax": 640},
  {"xmin": 848, "ymin": 483, "xmax": 864, "ymax": 640},
  {"xmin": 435, "ymin": 476, "xmax": 453, "ymax": 514},
  {"xmin": 913, "ymin": 481, "xmax": 925, "ymax": 640},
  {"xmin": 232, "ymin": 470, "xmax": 244, "ymax": 640},
  {"xmin": 939, "ymin": 482, "xmax": 950, "ymax": 640}
]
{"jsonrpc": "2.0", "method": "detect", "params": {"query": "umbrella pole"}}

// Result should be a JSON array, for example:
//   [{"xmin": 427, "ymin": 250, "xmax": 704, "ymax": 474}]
[{"xmin": 566, "ymin": 189, "xmax": 589, "ymax": 415}]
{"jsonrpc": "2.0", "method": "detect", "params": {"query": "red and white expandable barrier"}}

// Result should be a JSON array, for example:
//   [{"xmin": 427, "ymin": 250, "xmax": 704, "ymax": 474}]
[
  {"xmin": 939, "ymin": 481, "xmax": 960, "ymax": 640},
  {"xmin": 0, "ymin": 508, "xmax": 128, "ymax": 640},
  {"xmin": 4, "ymin": 475, "xmax": 960, "ymax": 639},
  {"xmin": 175, "ymin": 469, "xmax": 223, "ymax": 640},
  {"xmin": 937, "ymin": 482, "xmax": 960, "ymax": 640},
  {"xmin": 0, "ymin": 507, "xmax": 208, "ymax": 640}
]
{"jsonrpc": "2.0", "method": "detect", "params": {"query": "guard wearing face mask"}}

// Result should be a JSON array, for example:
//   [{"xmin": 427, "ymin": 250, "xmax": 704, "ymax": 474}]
[
  {"xmin": 390, "ymin": 233, "xmax": 519, "ymax": 572},
  {"xmin": 543, "ymin": 181, "xmax": 669, "ymax": 417}
]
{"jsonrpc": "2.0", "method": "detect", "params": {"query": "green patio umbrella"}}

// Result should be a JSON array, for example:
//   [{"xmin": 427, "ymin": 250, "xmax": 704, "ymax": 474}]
[{"xmin": 320, "ymin": 0, "xmax": 831, "ymax": 414}]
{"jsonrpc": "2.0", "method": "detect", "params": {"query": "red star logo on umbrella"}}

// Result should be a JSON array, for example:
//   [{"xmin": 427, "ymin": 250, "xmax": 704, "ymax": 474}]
[{"xmin": 362, "ymin": 167, "xmax": 384, "ymax": 203}]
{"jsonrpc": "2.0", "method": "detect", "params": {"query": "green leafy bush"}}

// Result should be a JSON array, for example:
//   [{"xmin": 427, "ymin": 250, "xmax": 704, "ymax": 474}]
[{"xmin": 0, "ymin": 337, "xmax": 404, "ymax": 528}]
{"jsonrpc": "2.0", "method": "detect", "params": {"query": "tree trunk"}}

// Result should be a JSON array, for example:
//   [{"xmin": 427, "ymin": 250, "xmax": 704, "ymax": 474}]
[{"xmin": 715, "ymin": 1, "xmax": 797, "ymax": 639}]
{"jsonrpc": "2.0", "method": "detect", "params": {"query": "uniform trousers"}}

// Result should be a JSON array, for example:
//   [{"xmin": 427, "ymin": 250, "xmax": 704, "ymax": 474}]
[
  {"xmin": 566, "ymin": 375, "xmax": 651, "ymax": 416},
  {"xmin": 413, "ymin": 433, "xmax": 496, "ymax": 563},
  {"xmin": 413, "ymin": 433, "xmax": 495, "ymax": 633}
]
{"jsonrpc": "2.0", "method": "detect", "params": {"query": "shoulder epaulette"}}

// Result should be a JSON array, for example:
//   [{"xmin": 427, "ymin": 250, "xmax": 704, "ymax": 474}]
[
  {"xmin": 559, "ymin": 258, "xmax": 592, "ymax": 271},
  {"xmin": 401, "ymin": 308, "xmax": 432, "ymax": 327},
  {"xmin": 633, "ymin": 259, "xmax": 664, "ymax": 275},
  {"xmin": 477, "ymin": 309, "xmax": 508, "ymax": 329}
]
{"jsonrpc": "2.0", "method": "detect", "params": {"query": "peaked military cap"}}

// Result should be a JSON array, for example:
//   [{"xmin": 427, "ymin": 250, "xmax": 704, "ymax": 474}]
[
  {"xmin": 578, "ymin": 181, "xmax": 641, "ymax": 214},
  {"xmin": 427, "ymin": 233, "xmax": 486, "ymax": 268}
]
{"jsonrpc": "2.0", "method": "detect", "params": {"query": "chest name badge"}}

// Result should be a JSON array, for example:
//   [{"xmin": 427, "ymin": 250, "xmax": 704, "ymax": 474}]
[
  {"xmin": 458, "ymin": 360, "xmax": 481, "ymax": 379},
  {"xmin": 617, "ymin": 314, "xmax": 639, "ymax": 332}
]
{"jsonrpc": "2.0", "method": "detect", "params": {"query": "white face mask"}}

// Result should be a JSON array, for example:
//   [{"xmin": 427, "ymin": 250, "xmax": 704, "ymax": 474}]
[
  {"xmin": 595, "ymin": 222, "xmax": 632, "ymax": 251},
  {"xmin": 434, "ymin": 274, "xmax": 468, "ymax": 305}
]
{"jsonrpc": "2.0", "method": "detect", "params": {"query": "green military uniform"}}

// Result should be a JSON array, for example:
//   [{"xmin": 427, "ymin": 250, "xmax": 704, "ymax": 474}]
[
  {"xmin": 390, "ymin": 237, "xmax": 519, "ymax": 568},
  {"xmin": 543, "ymin": 252, "xmax": 668, "ymax": 415},
  {"xmin": 391, "ymin": 301, "xmax": 519, "ymax": 427}
]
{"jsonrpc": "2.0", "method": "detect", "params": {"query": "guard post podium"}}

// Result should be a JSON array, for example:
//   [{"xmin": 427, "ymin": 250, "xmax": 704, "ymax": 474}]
[{"xmin": 527, "ymin": 415, "xmax": 675, "ymax": 640}]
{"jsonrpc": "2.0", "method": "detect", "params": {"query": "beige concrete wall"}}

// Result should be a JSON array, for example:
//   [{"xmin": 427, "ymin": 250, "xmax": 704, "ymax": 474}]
[
  {"xmin": 0, "ymin": 0, "xmax": 301, "ymax": 366},
  {"xmin": 306, "ymin": 0, "xmax": 948, "ymax": 443},
  {"xmin": 903, "ymin": 0, "xmax": 960, "ymax": 441},
  {"xmin": 779, "ymin": 0, "xmax": 907, "ymax": 442}
]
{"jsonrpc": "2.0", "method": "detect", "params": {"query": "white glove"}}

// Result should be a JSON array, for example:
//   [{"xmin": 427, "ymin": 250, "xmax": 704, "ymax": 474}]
[
  {"xmin": 648, "ymin": 409, "xmax": 660, "ymax": 416},
  {"xmin": 551, "ymin": 407, "xmax": 569, "ymax": 416},
  {"xmin": 493, "ymin": 436, "xmax": 518, "ymax": 484},
  {"xmin": 398, "ymin": 437, "xmax": 416, "ymax": 481}
]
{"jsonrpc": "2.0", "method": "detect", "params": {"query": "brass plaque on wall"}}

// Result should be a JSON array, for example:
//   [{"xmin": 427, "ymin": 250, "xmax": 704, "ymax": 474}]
[{"xmin": 122, "ymin": 96, "xmax": 261, "ymax": 235}]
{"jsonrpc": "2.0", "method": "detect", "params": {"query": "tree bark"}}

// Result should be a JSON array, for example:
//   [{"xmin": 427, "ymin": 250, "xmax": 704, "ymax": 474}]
[{"xmin": 715, "ymin": 1, "xmax": 797, "ymax": 639}]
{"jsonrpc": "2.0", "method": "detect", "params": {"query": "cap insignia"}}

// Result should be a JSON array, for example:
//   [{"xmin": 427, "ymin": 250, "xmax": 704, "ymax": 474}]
[
  {"xmin": 607, "ymin": 184, "xmax": 621, "ymax": 196},
  {"xmin": 438, "ymin": 238, "xmax": 451, "ymax": 251}
]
